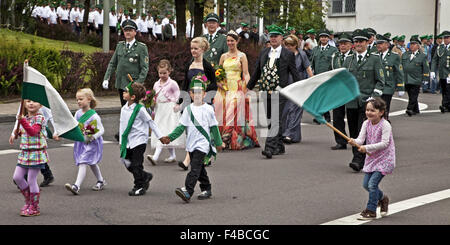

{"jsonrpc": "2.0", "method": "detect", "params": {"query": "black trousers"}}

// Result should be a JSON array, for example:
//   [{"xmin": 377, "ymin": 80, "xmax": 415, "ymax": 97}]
[
  {"xmin": 262, "ymin": 92, "xmax": 286, "ymax": 155},
  {"xmin": 109, "ymin": 26, "xmax": 116, "ymax": 34},
  {"xmin": 40, "ymin": 163, "xmax": 53, "ymax": 179},
  {"xmin": 346, "ymin": 104, "xmax": 367, "ymax": 167},
  {"xmin": 185, "ymin": 150, "xmax": 211, "ymax": 196},
  {"xmin": 439, "ymin": 78, "xmax": 450, "ymax": 109},
  {"xmin": 381, "ymin": 94, "xmax": 393, "ymax": 120},
  {"xmin": 405, "ymin": 84, "xmax": 420, "ymax": 113},
  {"xmin": 332, "ymin": 105, "xmax": 347, "ymax": 145},
  {"xmin": 125, "ymin": 144, "xmax": 151, "ymax": 188}
]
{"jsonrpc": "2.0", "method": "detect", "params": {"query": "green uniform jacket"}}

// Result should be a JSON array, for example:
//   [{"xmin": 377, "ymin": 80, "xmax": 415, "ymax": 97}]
[
  {"xmin": 379, "ymin": 51, "xmax": 404, "ymax": 95},
  {"xmin": 401, "ymin": 51, "xmax": 430, "ymax": 85},
  {"xmin": 343, "ymin": 52, "xmax": 385, "ymax": 109},
  {"xmin": 431, "ymin": 44, "xmax": 450, "ymax": 79},
  {"xmin": 331, "ymin": 50, "xmax": 353, "ymax": 70},
  {"xmin": 368, "ymin": 43, "xmax": 378, "ymax": 54},
  {"xmin": 310, "ymin": 44, "xmax": 338, "ymax": 74},
  {"xmin": 104, "ymin": 41, "xmax": 149, "ymax": 89},
  {"xmin": 203, "ymin": 33, "xmax": 228, "ymax": 67}
]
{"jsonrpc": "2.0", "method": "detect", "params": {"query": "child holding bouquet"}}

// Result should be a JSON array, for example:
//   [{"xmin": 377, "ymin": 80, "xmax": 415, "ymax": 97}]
[
  {"xmin": 65, "ymin": 88, "xmax": 106, "ymax": 195},
  {"xmin": 146, "ymin": 60, "xmax": 185, "ymax": 165}
]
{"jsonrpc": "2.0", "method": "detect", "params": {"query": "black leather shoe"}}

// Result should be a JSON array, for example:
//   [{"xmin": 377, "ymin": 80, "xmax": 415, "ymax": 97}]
[
  {"xmin": 197, "ymin": 190, "xmax": 212, "ymax": 200},
  {"xmin": 282, "ymin": 137, "xmax": 293, "ymax": 144},
  {"xmin": 405, "ymin": 110, "xmax": 413, "ymax": 116},
  {"xmin": 40, "ymin": 176, "xmax": 54, "ymax": 187},
  {"xmin": 262, "ymin": 150, "xmax": 272, "ymax": 159},
  {"xmin": 114, "ymin": 133, "xmax": 120, "ymax": 142},
  {"xmin": 143, "ymin": 173, "xmax": 153, "ymax": 191},
  {"xmin": 439, "ymin": 106, "xmax": 446, "ymax": 113},
  {"xmin": 178, "ymin": 161, "xmax": 188, "ymax": 171},
  {"xmin": 331, "ymin": 144, "xmax": 347, "ymax": 150},
  {"xmin": 349, "ymin": 162, "xmax": 362, "ymax": 172}
]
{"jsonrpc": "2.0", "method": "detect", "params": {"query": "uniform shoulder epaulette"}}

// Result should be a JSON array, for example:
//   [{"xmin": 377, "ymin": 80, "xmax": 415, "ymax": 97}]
[
  {"xmin": 370, "ymin": 52, "xmax": 379, "ymax": 56},
  {"xmin": 118, "ymin": 41, "xmax": 125, "ymax": 44},
  {"xmin": 137, "ymin": 41, "xmax": 147, "ymax": 46}
]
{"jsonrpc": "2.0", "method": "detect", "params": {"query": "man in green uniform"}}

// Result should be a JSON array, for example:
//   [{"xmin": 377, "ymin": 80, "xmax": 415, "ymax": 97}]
[
  {"xmin": 402, "ymin": 35, "xmax": 430, "ymax": 116},
  {"xmin": 103, "ymin": 20, "xmax": 150, "ymax": 140},
  {"xmin": 343, "ymin": 29, "xmax": 385, "ymax": 172},
  {"xmin": 365, "ymin": 28, "xmax": 378, "ymax": 53},
  {"xmin": 329, "ymin": 32, "xmax": 353, "ymax": 150},
  {"xmin": 310, "ymin": 29, "xmax": 338, "ymax": 123},
  {"xmin": 203, "ymin": 13, "xmax": 228, "ymax": 68},
  {"xmin": 376, "ymin": 33, "xmax": 405, "ymax": 120},
  {"xmin": 431, "ymin": 30, "xmax": 450, "ymax": 113}
]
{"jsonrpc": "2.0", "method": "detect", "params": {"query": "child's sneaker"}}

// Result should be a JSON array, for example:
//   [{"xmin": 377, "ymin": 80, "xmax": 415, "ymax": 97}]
[
  {"xmin": 357, "ymin": 209, "xmax": 376, "ymax": 220},
  {"xmin": 164, "ymin": 157, "xmax": 176, "ymax": 163},
  {"xmin": 197, "ymin": 190, "xmax": 212, "ymax": 200},
  {"xmin": 92, "ymin": 180, "xmax": 106, "ymax": 191},
  {"xmin": 65, "ymin": 183, "xmax": 79, "ymax": 195},
  {"xmin": 146, "ymin": 155, "xmax": 156, "ymax": 165},
  {"xmin": 175, "ymin": 187, "xmax": 191, "ymax": 203},
  {"xmin": 380, "ymin": 195, "xmax": 389, "ymax": 217}
]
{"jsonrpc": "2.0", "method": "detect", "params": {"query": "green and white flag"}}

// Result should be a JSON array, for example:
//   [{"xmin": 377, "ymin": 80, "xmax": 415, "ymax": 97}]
[
  {"xmin": 21, "ymin": 63, "xmax": 85, "ymax": 142},
  {"xmin": 280, "ymin": 68, "xmax": 360, "ymax": 124}
]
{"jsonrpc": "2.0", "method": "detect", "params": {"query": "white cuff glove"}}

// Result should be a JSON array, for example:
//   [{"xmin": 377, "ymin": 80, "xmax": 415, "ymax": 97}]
[
  {"xmin": 373, "ymin": 89, "xmax": 383, "ymax": 96},
  {"xmin": 398, "ymin": 91, "xmax": 405, "ymax": 97},
  {"xmin": 102, "ymin": 80, "xmax": 109, "ymax": 89},
  {"xmin": 430, "ymin": 72, "xmax": 436, "ymax": 80}
]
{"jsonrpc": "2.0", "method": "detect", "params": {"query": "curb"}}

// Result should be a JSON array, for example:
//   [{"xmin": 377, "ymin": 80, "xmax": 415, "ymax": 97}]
[{"xmin": 0, "ymin": 107, "xmax": 121, "ymax": 123}]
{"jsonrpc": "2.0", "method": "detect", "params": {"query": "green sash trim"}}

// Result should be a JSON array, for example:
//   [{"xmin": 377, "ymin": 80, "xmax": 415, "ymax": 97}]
[
  {"xmin": 78, "ymin": 109, "xmax": 96, "ymax": 124},
  {"xmin": 186, "ymin": 105, "xmax": 216, "ymax": 165},
  {"xmin": 120, "ymin": 104, "xmax": 143, "ymax": 158}
]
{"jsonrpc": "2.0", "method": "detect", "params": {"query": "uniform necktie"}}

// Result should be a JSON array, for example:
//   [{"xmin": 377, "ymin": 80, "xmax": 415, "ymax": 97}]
[
  {"xmin": 357, "ymin": 55, "xmax": 363, "ymax": 64},
  {"xmin": 126, "ymin": 43, "xmax": 130, "ymax": 49},
  {"xmin": 269, "ymin": 49, "xmax": 276, "ymax": 68},
  {"xmin": 209, "ymin": 34, "xmax": 213, "ymax": 43}
]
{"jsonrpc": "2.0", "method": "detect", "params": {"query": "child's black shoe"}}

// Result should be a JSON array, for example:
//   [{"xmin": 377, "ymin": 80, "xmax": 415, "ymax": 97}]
[
  {"xmin": 129, "ymin": 187, "xmax": 146, "ymax": 196},
  {"xmin": 197, "ymin": 190, "xmax": 212, "ymax": 200},
  {"xmin": 175, "ymin": 187, "xmax": 191, "ymax": 203}
]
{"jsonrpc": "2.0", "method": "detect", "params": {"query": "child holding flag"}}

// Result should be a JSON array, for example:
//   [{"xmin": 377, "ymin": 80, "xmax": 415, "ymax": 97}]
[
  {"xmin": 160, "ymin": 73, "xmax": 223, "ymax": 203},
  {"xmin": 120, "ymin": 82, "xmax": 165, "ymax": 196},
  {"xmin": 10, "ymin": 99, "xmax": 48, "ymax": 216},
  {"xmin": 348, "ymin": 97, "xmax": 395, "ymax": 220},
  {"xmin": 64, "ymin": 88, "xmax": 106, "ymax": 195}
]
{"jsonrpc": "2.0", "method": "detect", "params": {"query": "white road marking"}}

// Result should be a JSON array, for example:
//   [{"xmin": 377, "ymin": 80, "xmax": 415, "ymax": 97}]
[
  {"xmin": 0, "ymin": 149, "xmax": 21, "ymax": 155},
  {"xmin": 321, "ymin": 189, "xmax": 450, "ymax": 225},
  {"xmin": 61, "ymin": 140, "xmax": 115, "ymax": 147}
]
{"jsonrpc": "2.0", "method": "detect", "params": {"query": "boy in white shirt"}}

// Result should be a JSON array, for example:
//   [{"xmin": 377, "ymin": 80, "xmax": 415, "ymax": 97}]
[
  {"xmin": 161, "ymin": 75, "xmax": 223, "ymax": 203},
  {"xmin": 119, "ymin": 82, "xmax": 165, "ymax": 196}
]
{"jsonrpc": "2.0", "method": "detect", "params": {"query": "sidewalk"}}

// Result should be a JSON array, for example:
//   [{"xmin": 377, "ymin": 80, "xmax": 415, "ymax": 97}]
[{"xmin": 0, "ymin": 95, "xmax": 121, "ymax": 123}]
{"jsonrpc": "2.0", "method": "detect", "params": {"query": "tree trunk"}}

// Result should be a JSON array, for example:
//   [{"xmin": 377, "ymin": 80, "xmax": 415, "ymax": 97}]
[
  {"xmin": 193, "ymin": 0, "xmax": 204, "ymax": 37},
  {"xmin": 175, "ymin": 0, "xmax": 186, "ymax": 40},
  {"xmin": 81, "ymin": 0, "xmax": 91, "ymax": 36}
]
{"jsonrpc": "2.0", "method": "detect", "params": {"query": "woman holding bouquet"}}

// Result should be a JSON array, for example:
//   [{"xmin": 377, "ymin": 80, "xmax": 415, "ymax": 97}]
[
  {"xmin": 214, "ymin": 30, "xmax": 259, "ymax": 150},
  {"xmin": 64, "ymin": 88, "xmax": 106, "ymax": 195}
]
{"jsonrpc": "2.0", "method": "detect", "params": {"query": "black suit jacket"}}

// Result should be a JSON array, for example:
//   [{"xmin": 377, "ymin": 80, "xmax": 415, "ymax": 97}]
[
  {"xmin": 247, "ymin": 46, "xmax": 301, "ymax": 90},
  {"xmin": 178, "ymin": 58, "xmax": 217, "ymax": 105}
]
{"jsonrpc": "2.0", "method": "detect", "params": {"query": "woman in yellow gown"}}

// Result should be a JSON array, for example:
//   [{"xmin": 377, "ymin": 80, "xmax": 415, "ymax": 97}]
[{"xmin": 214, "ymin": 31, "xmax": 259, "ymax": 150}]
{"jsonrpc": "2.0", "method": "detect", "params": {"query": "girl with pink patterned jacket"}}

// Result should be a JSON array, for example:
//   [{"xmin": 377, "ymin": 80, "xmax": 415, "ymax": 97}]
[
  {"xmin": 9, "ymin": 99, "xmax": 49, "ymax": 217},
  {"xmin": 348, "ymin": 97, "xmax": 396, "ymax": 221}
]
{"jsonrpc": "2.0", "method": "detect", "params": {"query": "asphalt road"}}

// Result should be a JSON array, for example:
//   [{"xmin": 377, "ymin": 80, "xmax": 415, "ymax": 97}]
[{"xmin": 0, "ymin": 93, "xmax": 449, "ymax": 225}]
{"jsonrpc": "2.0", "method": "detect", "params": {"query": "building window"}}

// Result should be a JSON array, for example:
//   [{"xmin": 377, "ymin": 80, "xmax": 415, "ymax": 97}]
[{"xmin": 329, "ymin": 0, "xmax": 355, "ymax": 16}]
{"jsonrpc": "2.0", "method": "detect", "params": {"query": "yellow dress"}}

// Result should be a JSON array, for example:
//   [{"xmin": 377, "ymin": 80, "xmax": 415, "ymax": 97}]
[{"xmin": 213, "ymin": 54, "xmax": 259, "ymax": 150}]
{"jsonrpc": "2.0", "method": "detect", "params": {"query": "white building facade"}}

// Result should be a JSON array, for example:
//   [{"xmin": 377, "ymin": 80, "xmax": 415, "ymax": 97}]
[{"xmin": 325, "ymin": 0, "xmax": 449, "ymax": 40}]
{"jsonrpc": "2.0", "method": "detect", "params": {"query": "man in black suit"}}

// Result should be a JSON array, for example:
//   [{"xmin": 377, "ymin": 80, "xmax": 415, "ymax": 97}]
[{"xmin": 247, "ymin": 24, "xmax": 301, "ymax": 159}]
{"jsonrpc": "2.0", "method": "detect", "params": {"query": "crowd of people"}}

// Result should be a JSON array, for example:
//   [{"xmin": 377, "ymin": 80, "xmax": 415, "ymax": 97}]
[{"xmin": 8, "ymin": 1, "xmax": 450, "ymax": 221}]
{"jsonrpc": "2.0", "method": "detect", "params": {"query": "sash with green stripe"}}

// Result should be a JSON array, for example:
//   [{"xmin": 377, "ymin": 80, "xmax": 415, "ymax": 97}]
[
  {"xmin": 120, "ymin": 104, "xmax": 143, "ymax": 158},
  {"xmin": 78, "ymin": 109, "xmax": 97, "ymax": 124},
  {"xmin": 187, "ymin": 105, "xmax": 216, "ymax": 165}
]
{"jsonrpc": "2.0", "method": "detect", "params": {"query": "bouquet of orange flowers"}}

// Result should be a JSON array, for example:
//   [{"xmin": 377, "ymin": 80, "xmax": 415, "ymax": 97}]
[{"xmin": 215, "ymin": 65, "xmax": 228, "ymax": 91}]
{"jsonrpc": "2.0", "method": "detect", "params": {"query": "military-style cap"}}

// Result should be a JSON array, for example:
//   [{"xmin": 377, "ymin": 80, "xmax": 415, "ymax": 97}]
[
  {"xmin": 410, "ymin": 35, "xmax": 421, "ymax": 45},
  {"xmin": 318, "ymin": 29, "xmax": 331, "ymax": 37},
  {"xmin": 122, "ymin": 19, "xmax": 137, "ymax": 30},
  {"xmin": 435, "ymin": 33, "xmax": 443, "ymax": 39},
  {"xmin": 205, "ymin": 13, "xmax": 219, "ymax": 22},
  {"xmin": 398, "ymin": 35, "xmax": 406, "ymax": 41},
  {"xmin": 338, "ymin": 33, "xmax": 353, "ymax": 43},
  {"xmin": 427, "ymin": 35, "xmax": 433, "ymax": 40},
  {"xmin": 141, "ymin": 13, "xmax": 147, "ymax": 17},
  {"xmin": 419, "ymin": 34, "xmax": 428, "ymax": 40},
  {"xmin": 383, "ymin": 32, "xmax": 391, "ymax": 38},
  {"xmin": 376, "ymin": 34, "xmax": 390, "ymax": 43},
  {"xmin": 441, "ymin": 30, "xmax": 450, "ymax": 38},
  {"xmin": 352, "ymin": 29, "xmax": 370, "ymax": 41},
  {"xmin": 267, "ymin": 24, "xmax": 284, "ymax": 36},
  {"xmin": 241, "ymin": 23, "xmax": 249, "ymax": 27},
  {"xmin": 306, "ymin": 28, "xmax": 316, "ymax": 34},
  {"xmin": 365, "ymin": 28, "xmax": 377, "ymax": 36},
  {"xmin": 296, "ymin": 29, "xmax": 304, "ymax": 35},
  {"xmin": 220, "ymin": 22, "xmax": 226, "ymax": 26},
  {"xmin": 252, "ymin": 24, "xmax": 258, "ymax": 28},
  {"xmin": 392, "ymin": 36, "xmax": 398, "ymax": 41}
]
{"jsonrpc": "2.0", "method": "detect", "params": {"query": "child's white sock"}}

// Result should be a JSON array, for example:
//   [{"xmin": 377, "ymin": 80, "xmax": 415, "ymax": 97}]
[
  {"xmin": 169, "ymin": 148, "xmax": 176, "ymax": 159},
  {"xmin": 153, "ymin": 147, "xmax": 162, "ymax": 161},
  {"xmin": 75, "ymin": 164, "xmax": 88, "ymax": 188}
]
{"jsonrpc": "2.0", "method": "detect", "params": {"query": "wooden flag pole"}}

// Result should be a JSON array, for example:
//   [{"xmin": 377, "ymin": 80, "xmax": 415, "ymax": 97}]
[
  {"xmin": 325, "ymin": 122, "xmax": 371, "ymax": 156},
  {"xmin": 14, "ymin": 60, "xmax": 29, "ymax": 139},
  {"xmin": 127, "ymin": 74, "xmax": 133, "ymax": 82}
]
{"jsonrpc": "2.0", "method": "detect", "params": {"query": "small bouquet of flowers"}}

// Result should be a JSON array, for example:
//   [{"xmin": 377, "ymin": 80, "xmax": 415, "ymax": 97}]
[
  {"xmin": 143, "ymin": 89, "xmax": 156, "ymax": 109},
  {"xmin": 79, "ymin": 120, "xmax": 99, "ymax": 143},
  {"xmin": 215, "ymin": 65, "xmax": 228, "ymax": 91}
]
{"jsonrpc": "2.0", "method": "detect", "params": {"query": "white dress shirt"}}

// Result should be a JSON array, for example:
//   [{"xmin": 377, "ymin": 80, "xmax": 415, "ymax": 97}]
[
  {"xmin": 119, "ymin": 103, "xmax": 162, "ymax": 149},
  {"xmin": 109, "ymin": 12, "xmax": 117, "ymax": 27}
]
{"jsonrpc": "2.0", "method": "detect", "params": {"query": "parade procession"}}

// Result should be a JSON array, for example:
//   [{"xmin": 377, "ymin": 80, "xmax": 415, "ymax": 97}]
[{"xmin": 1, "ymin": 0, "xmax": 450, "ymax": 236}]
